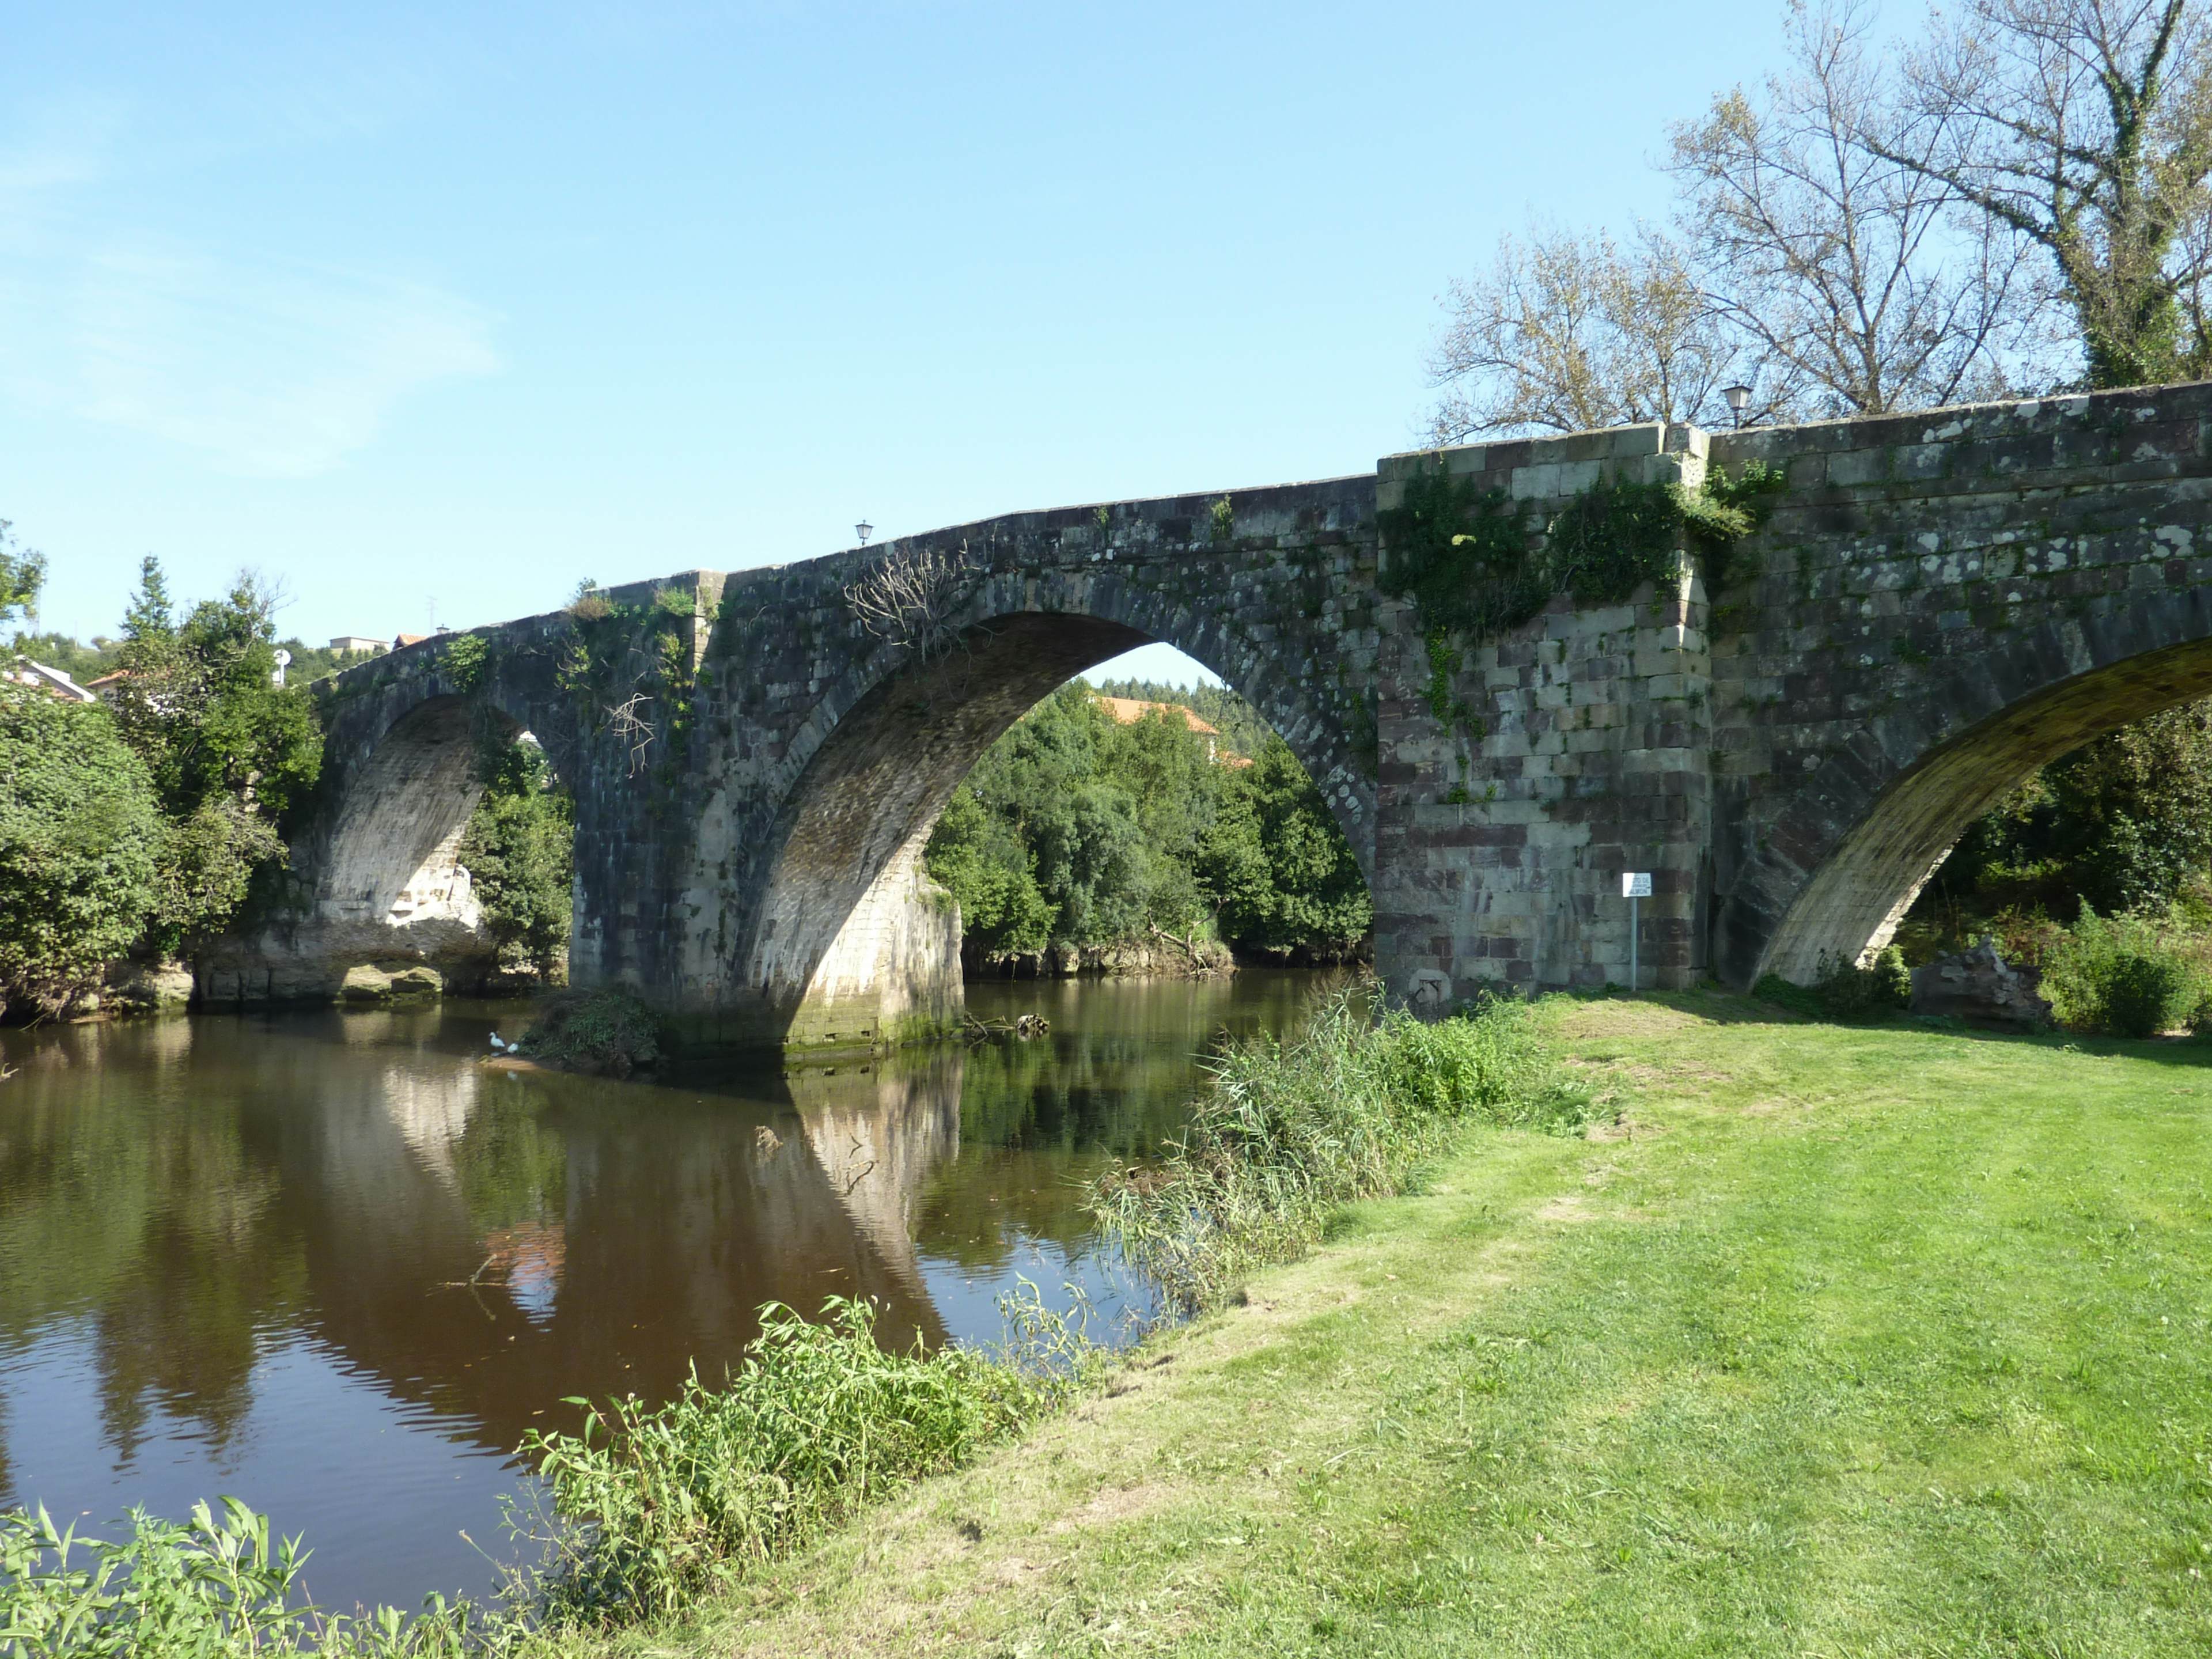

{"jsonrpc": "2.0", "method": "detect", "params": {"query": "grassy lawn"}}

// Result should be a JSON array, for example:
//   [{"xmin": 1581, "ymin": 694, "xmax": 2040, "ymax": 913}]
[{"xmin": 598, "ymin": 994, "xmax": 2212, "ymax": 1657}]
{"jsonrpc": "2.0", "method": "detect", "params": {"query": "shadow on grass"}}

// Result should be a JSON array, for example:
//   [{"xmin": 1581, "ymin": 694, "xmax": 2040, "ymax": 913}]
[{"xmin": 1555, "ymin": 984, "xmax": 2212, "ymax": 1071}]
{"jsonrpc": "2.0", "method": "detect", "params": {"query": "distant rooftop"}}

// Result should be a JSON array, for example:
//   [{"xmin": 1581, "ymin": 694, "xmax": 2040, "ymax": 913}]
[
  {"xmin": 7, "ymin": 660, "xmax": 97, "ymax": 703},
  {"xmin": 1092, "ymin": 695, "xmax": 1219, "ymax": 736}
]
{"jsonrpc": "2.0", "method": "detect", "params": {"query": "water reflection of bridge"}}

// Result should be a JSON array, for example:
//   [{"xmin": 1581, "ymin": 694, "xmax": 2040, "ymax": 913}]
[{"xmin": 0, "ymin": 1012, "xmax": 964, "ymax": 1467}]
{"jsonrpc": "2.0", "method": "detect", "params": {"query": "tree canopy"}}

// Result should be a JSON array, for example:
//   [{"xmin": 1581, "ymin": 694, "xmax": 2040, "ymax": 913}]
[
  {"xmin": 460, "ymin": 737, "xmax": 575, "ymax": 980},
  {"xmin": 925, "ymin": 683, "xmax": 1370, "ymax": 968},
  {"xmin": 0, "ymin": 687, "xmax": 163, "ymax": 1017},
  {"xmin": 101, "ymin": 559, "xmax": 323, "ymax": 950}
]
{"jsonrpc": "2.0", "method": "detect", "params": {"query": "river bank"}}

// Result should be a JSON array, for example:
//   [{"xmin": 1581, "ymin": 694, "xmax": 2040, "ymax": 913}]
[
  {"xmin": 0, "ymin": 974, "xmax": 1327, "ymax": 1618},
  {"xmin": 570, "ymin": 991, "xmax": 2212, "ymax": 1657}
]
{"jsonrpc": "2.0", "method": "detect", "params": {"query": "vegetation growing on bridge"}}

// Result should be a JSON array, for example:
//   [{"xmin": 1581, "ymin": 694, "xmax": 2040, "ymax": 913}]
[
  {"xmin": 1377, "ymin": 460, "xmax": 1784, "ymax": 656},
  {"xmin": 555, "ymin": 582, "xmax": 699, "ymax": 779},
  {"xmin": 1377, "ymin": 459, "xmax": 1785, "ymax": 738}
]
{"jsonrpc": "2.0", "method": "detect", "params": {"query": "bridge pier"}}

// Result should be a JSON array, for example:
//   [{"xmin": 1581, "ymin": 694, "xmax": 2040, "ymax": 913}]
[{"xmin": 1372, "ymin": 423, "xmax": 1719, "ymax": 1003}]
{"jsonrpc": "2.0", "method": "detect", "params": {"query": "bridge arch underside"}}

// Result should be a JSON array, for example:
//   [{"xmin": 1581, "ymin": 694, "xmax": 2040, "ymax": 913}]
[
  {"xmin": 728, "ymin": 607, "xmax": 1368, "ymax": 1051},
  {"xmin": 279, "ymin": 694, "xmax": 538, "ymax": 995},
  {"xmin": 1725, "ymin": 629, "xmax": 2212, "ymax": 988}
]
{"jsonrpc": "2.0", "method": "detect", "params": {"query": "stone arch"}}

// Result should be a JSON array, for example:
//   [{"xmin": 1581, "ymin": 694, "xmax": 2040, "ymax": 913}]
[
  {"xmin": 732, "ymin": 571, "xmax": 1376, "ymax": 1048},
  {"xmin": 316, "ymin": 694, "xmax": 524, "ymax": 956},
  {"xmin": 1715, "ymin": 589, "xmax": 2212, "ymax": 986}
]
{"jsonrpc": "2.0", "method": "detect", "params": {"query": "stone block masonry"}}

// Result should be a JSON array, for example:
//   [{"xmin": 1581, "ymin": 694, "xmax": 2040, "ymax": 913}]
[
  {"xmin": 1371, "ymin": 423, "xmax": 1717, "ymax": 1005},
  {"xmin": 218, "ymin": 384, "xmax": 2212, "ymax": 1047}
]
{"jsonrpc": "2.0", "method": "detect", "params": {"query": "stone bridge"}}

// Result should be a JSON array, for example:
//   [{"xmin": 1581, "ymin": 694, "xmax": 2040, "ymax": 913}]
[{"xmin": 200, "ymin": 381, "xmax": 2212, "ymax": 1047}]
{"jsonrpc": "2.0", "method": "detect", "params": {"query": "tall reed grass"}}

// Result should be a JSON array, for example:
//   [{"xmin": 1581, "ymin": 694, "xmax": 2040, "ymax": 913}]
[
  {"xmin": 517, "ymin": 1291, "xmax": 1094, "ymax": 1629},
  {"xmin": 1090, "ymin": 984, "xmax": 1586, "ymax": 1312}
]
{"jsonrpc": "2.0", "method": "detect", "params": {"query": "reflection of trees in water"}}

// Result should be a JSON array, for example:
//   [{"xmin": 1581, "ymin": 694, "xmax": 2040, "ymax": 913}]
[
  {"xmin": 0, "ymin": 1018, "xmax": 307, "ymax": 1465},
  {"xmin": 275, "ymin": 1040, "xmax": 969, "ymax": 1454},
  {"xmin": 921, "ymin": 974, "xmax": 1329, "ymax": 1279},
  {"xmin": 0, "ymin": 1009, "xmax": 976, "ymax": 1480},
  {"xmin": 0, "ymin": 983, "xmax": 1310, "ymax": 1493}
]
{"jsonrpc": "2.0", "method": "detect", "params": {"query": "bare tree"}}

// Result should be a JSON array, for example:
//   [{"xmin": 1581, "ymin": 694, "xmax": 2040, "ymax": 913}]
[
  {"xmin": 1874, "ymin": 0, "xmax": 2212, "ymax": 388},
  {"xmin": 1425, "ymin": 224, "xmax": 1744, "ymax": 441},
  {"xmin": 1672, "ymin": 0, "xmax": 2040, "ymax": 418},
  {"xmin": 842, "ymin": 539, "xmax": 975, "ymax": 664}
]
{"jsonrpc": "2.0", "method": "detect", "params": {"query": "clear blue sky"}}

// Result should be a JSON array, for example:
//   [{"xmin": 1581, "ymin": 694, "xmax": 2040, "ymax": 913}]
[{"xmin": 6, "ymin": 0, "xmax": 1792, "ymax": 685}]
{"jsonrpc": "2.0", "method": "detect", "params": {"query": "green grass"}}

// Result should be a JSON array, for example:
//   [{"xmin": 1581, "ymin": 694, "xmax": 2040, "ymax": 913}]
[{"xmin": 605, "ymin": 992, "xmax": 2212, "ymax": 1656}]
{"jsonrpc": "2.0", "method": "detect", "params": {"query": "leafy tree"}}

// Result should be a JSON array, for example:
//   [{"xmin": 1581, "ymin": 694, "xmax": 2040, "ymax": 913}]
[
  {"xmin": 1426, "ymin": 224, "xmax": 1744, "ymax": 441},
  {"xmin": 0, "ymin": 520, "xmax": 43, "ymax": 626},
  {"xmin": 1922, "ymin": 700, "xmax": 2212, "ymax": 928},
  {"xmin": 1670, "ymin": 0, "xmax": 2036, "ymax": 418},
  {"xmin": 1198, "ymin": 736, "xmax": 1373, "ymax": 961},
  {"xmin": 926, "ymin": 682, "xmax": 1371, "ymax": 967},
  {"xmin": 459, "ymin": 738, "xmax": 575, "ymax": 979},
  {"xmin": 106, "ymin": 560, "xmax": 322, "ymax": 948},
  {"xmin": 0, "ymin": 686, "xmax": 163, "ymax": 1017},
  {"xmin": 925, "ymin": 785, "xmax": 1056, "ymax": 960}
]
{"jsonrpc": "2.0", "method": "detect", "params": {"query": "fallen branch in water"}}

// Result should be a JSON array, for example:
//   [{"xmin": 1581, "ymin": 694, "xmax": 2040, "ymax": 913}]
[
  {"xmin": 962, "ymin": 1012, "xmax": 1050, "ymax": 1043},
  {"xmin": 1146, "ymin": 921, "xmax": 1215, "ymax": 972}
]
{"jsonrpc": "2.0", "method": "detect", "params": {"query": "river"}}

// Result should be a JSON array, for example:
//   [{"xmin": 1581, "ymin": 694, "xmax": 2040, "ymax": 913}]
[{"xmin": 0, "ymin": 971, "xmax": 1326, "ymax": 1616}]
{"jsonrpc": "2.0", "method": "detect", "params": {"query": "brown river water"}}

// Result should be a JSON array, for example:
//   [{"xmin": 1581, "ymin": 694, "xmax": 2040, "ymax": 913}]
[{"xmin": 0, "ymin": 971, "xmax": 1327, "ymax": 1616}]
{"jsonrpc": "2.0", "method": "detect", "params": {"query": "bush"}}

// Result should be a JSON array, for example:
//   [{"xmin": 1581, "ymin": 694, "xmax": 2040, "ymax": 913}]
[
  {"xmin": 516, "ymin": 987, "xmax": 663, "ymax": 1076},
  {"xmin": 2041, "ymin": 907, "xmax": 2205, "ymax": 1037},
  {"xmin": 1754, "ymin": 945, "xmax": 1913, "ymax": 1024},
  {"xmin": 519, "ymin": 1296, "xmax": 1086, "ymax": 1627},
  {"xmin": 1817, "ymin": 944, "xmax": 1914, "ymax": 1020},
  {"xmin": 0, "ymin": 687, "xmax": 163, "ymax": 1018},
  {"xmin": 1090, "ymin": 984, "xmax": 1588, "ymax": 1312}
]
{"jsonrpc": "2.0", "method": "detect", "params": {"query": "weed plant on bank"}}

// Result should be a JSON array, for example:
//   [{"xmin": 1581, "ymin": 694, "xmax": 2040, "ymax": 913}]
[
  {"xmin": 1092, "ymin": 985, "xmax": 1590, "ymax": 1313},
  {"xmin": 1753, "ymin": 945, "xmax": 1914, "ymax": 1024},
  {"xmin": 516, "ymin": 987, "xmax": 663, "ymax": 1077},
  {"xmin": 515, "ymin": 1294, "xmax": 1095, "ymax": 1631},
  {"xmin": 2, "ymin": 1294, "xmax": 1094, "ymax": 1654},
  {"xmin": 0, "ymin": 1498, "xmax": 475, "ymax": 1657}
]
